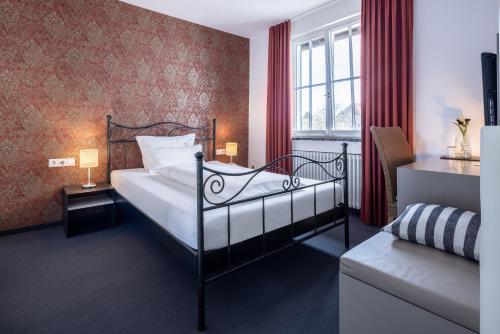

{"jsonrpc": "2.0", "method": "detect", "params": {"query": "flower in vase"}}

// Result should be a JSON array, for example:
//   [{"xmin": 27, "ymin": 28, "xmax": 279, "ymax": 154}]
[
  {"xmin": 453, "ymin": 114, "xmax": 470, "ymax": 137},
  {"xmin": 453, "ymin": 114, "xmax": 472, "ymax": 158}
]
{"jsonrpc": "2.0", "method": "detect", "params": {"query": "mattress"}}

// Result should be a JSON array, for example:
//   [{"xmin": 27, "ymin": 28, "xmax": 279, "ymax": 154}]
[{"xmin": 111, "ymin": 167, "xmax": 343, "ymax": 251}]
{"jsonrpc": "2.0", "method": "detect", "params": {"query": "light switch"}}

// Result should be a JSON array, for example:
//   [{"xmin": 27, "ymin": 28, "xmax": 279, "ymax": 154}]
[
  {"xmin": 216, "ymin": 149, "xmax": 226, "ymax": 156},
  {"xmin": 49, "ymin": 158, "xmax": 76, "ymax": 168}
]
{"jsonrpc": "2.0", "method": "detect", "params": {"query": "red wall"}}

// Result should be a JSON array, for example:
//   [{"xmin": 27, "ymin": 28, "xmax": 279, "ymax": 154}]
[{"xmin": 0, "ymin": 0, "xmax": 249, "ymax": 231}]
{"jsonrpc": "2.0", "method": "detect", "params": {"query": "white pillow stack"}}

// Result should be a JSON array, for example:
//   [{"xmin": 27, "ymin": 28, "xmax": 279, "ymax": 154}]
[
  {"xmin": 136, "ymin": 134, "xmax": 200, "ymax": 173},
  {"xmin": 145, "ymin": 144, "xmax": 202, "ymax": 173}
]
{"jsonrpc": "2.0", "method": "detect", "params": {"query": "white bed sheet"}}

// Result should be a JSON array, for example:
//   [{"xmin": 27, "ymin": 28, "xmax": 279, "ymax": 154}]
[{"xmin": 111, "ymin": 168, "xmax": 343, "ymax": 251}]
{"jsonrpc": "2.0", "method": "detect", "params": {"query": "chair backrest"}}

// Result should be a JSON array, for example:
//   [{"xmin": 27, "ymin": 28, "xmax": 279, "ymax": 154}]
[{"xmin": 370, "ymin": 126, "xmax": 414, "ymax": 204}]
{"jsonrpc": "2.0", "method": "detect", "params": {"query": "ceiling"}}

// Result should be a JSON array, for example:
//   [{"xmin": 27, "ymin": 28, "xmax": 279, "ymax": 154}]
[{"xmin": 120, "ymin": 0, "xmax": 333, "ymax": 38}]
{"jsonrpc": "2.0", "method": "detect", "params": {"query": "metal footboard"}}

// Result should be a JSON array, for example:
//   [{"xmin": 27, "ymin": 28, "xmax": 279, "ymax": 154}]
[{"xmin": 195, "ymin": 143, "xmax": 349, "ymax": 331}]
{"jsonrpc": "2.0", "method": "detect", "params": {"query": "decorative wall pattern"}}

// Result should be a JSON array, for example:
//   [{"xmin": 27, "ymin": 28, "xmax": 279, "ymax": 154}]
[{"xmin": 0, "ymin": 0, "xmax": 249, "ymax": 231}]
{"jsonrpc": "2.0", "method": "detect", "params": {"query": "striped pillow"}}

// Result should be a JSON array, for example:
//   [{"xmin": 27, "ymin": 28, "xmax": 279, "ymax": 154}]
[{"xmin": 382, "ymin": 203, "xmax": 481, "ymax": 262}]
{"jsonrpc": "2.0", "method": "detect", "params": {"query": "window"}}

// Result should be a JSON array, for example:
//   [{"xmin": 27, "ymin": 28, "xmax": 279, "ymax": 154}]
[{"xmin": 293, "ymin": 18, "xmax": 361, "ymax": 137}]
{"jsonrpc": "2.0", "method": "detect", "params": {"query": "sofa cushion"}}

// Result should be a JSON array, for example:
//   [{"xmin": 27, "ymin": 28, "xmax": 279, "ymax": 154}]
[
  {"xmin": 383, "ymin": 203, "xmax": 480, "ymax": 261},
  {"xmin": 340, "ymin": 232, "xmax": 479, "ymax": 332}
]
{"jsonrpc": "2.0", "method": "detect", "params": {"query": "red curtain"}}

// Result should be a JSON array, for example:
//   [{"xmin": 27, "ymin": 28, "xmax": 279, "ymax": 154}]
[
  {"xmin": 360, "ymin": 0, "xmax": 414, "ymax": 226},
  {"xmin": 266, "ymin": 21, "xmax": 292, "ymax": 173}
]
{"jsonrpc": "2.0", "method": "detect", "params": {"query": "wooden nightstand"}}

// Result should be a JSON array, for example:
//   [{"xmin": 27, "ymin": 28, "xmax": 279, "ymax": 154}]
[{"xmin": 62, "ymin": 182, "xmax": 116, "ymax": 237}]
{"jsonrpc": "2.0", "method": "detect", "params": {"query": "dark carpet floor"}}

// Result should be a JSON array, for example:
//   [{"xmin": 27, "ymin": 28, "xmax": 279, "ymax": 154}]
[{"xmin": 0, "ymin": 212, "xmax": 377, "ymax": 334}]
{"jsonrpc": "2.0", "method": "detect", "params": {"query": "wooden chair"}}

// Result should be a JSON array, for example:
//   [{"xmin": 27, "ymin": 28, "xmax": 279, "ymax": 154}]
[{"xmin": 370, "ymin": 126, "xmax": 414, "ymax": 223}]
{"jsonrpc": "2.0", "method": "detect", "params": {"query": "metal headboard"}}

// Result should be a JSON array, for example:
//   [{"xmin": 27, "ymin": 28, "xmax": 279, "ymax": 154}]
[{"xmin": 106, "ymin": 115, "xmax": 216, "ymax": 183}]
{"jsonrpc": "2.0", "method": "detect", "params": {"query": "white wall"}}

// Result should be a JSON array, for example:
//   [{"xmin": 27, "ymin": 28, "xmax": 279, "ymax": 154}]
[
  {"xmin": 248, "ymin": 30, "xmax": 268, "ymax": 168},
  {"xmin": 291, "ymin": 0, "xmax": 360, "ymax": 38},
  {"xmin": 480, "ymin": 127, "xmax": 500, "ymax": 334},
  {"xmin": 414, "ymin": 0, "xmax": 498, "ymax": 158}
]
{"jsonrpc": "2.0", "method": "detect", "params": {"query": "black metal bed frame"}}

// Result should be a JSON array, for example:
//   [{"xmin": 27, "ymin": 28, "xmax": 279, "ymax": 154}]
[{"xmin": 106, "ymin": 115, "xmax": 349, "ymax": 331}]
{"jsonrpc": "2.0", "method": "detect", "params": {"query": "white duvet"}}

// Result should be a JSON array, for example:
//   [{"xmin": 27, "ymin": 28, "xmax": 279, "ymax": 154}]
[{"xmin": 157, "ymin": 161, "xmax": 296, "ymax": 203}]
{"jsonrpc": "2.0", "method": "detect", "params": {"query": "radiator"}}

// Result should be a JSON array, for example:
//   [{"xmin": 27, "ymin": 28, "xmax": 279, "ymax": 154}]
[{"xmin": 292, "ymin": 150, "xmax": 362, "ymax": 209}]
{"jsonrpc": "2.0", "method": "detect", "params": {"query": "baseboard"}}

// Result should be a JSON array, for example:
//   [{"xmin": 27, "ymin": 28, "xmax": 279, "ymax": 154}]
[
  {"xmin": 0, "ymin": 221, "xmax": 62, "ymax": 237},
  {"xmin": 349, "ymin": 208, "xmax": 360, "ymax": 216}
]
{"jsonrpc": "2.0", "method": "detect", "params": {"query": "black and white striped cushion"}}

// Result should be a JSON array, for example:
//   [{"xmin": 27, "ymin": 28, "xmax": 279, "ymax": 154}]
[{"xmin": 382, "ymin": 203, "xmax": 481, "ymax": 261}]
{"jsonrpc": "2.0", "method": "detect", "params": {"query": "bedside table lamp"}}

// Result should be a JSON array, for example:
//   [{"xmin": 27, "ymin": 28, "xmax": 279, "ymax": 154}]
[
  {"xmin": 80, "ymin": 149, "xmax": 98, "ymax": 189},
  {"xmin": 225, "ymin": 142, "xmax": 237, "ymax": 164}
]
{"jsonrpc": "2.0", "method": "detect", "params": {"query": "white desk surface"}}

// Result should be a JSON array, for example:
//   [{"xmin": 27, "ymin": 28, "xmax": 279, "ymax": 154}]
[{"xmin": 399, "ymin": 159, "xmax": 480, "ymax": 177}]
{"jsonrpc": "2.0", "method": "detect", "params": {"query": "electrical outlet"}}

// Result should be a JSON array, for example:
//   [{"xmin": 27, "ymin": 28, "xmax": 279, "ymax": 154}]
[
  {"xmin": 49, "ymin": 158, "xmax": 75, "ymax": 168},
  {"xmin": 216, "ymin": 149, "xmax": 226, "ymax": 156}
]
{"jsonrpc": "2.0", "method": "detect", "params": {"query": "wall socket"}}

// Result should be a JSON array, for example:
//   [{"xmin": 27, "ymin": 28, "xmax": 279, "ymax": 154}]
[
  {"xmin": 216, "ymin": 149, "xmax": 226, "ymax": 156},
  {"xmin": 49, "ymin": 158, "xmax": 76, "ymax": 168}
]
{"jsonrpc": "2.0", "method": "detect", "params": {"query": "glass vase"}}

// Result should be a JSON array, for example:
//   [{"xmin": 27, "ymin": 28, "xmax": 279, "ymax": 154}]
[{"xmin": 460, "ymin": 134, "xmax": 471, "ymax": 159}]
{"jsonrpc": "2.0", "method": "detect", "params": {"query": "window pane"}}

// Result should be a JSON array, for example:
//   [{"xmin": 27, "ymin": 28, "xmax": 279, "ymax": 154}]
[
  {"xmin": 295, "ymin": 45, "xmax": 302, "ymax": 88},
  {"xmin": 352, "ymin": 24, "xmax": 361, "ymax": 77},
  {"xmin": 333, "ymin": 81, "xmax": 353, "ymax": 130},
  {"xmin": 295, "ymin": 89, "xmax": 301, "ymax": 130},
  {"xmin": 298, "ymin": 87, "xmax": 310, "ymax": 130},
  {"xmin": 311, "ymin": 85, "xmax": 327, "ymax": 130},
  {"xmin": 311, "ymin": 38, "xmax": 326, "ymax": 85},
  {"xmin": 332, "ymin": 27, "xmax": 351, "ymax": 80},
  {"xmin": 296, "ymin": 43, "xmax": 310, "ymax": 87},
  {"xmin": 353, "ymin": 78, "xmax": 361, "ymax": 129}
]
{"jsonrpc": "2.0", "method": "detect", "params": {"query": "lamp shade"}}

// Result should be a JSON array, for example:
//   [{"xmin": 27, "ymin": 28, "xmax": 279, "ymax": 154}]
[
  {"xmin": 225, "ymin": 142, "xmax": 237, "ymax": 157},
  {"xmin": 80, "ymin": 149, "xmax": 98, "ymax": 168}
]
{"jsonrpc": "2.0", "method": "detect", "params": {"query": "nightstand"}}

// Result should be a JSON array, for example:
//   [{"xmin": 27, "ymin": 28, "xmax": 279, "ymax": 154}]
[{"xmin": 62, "ymin": 182, "xmax": 116, "ymax": 237}]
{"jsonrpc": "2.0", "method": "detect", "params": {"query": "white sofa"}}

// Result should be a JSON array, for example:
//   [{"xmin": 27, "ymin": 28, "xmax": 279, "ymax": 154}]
[{"xmin": 339, "ymin": 232, "xmax": 479, "ymax": 334}]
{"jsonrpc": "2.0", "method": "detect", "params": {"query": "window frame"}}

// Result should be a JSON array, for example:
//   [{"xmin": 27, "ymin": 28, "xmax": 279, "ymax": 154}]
[
  {"xmin": 292, "ymin": 15, "xmax": 361, "ymax": 139},
  {"xmin": 294, "ymin": 36, "xmax": 327, "ymax": 132}
]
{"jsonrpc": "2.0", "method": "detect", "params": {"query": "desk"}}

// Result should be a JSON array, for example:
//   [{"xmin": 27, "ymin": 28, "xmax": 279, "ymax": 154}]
[{"xmin": 397, "ymin": 159, "xmax": 480, "ymax": 214}]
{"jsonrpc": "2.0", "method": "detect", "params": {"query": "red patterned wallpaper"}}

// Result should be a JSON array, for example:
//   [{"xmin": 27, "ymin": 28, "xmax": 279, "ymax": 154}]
[{"xmin": 0, "ymin": 0, "xmax": 249, "ymax": 231}]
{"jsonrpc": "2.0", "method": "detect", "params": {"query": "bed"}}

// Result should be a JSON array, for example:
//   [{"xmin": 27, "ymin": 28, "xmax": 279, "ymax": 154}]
[{"xmin": 106, "ymin": 115, "xmax": 350, "ymax": 331}]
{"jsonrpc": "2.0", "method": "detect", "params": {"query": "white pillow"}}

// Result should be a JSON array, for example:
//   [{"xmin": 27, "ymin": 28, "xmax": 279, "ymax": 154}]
[
  {"xmin": 136, "ymin": 134, "xmax": 195, "ymax": 170},
  {"xmin": 146, "ymin": 144, "xmax": 203, "ymax": 174}
]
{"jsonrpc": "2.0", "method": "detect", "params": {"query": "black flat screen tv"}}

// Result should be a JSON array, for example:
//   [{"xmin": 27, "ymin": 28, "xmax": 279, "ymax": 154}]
[{"xmin": 482, "ymin": 52, "xmax": 497, "ymax": 125}]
